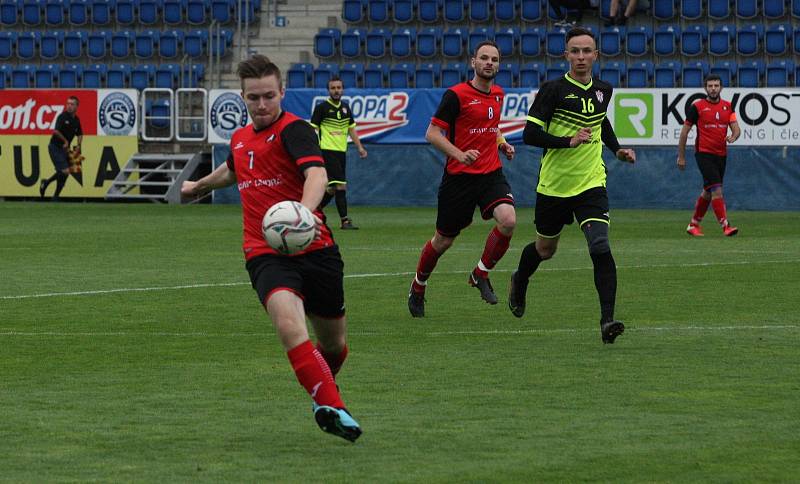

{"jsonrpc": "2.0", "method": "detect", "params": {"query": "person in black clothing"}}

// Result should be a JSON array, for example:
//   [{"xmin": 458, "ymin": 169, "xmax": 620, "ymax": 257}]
[{"xmin": 40, "ymin": 96, "xmax": 83, "ymax": 201}]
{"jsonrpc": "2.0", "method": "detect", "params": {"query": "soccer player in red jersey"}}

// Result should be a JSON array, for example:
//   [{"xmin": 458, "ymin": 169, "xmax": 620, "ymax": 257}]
[
  {"xmin": 408, "ymin": 41, "xmax": 517, "ymax": 317},
  {"xmin": 180, "ymin": 55, "xmax": 361, "ymax": 442},
  {"xmin": 677, "ymin": 74, "xmax": 741, "ymax": 237}
]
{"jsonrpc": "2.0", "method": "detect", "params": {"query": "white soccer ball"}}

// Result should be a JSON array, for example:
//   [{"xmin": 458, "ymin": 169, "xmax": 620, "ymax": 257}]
[{"xmin": 261, "ymin": 200, "xmax": 317, "ymax": 255}]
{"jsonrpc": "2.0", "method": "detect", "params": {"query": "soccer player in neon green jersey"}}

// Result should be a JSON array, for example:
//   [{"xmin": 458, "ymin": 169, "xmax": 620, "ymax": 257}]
[{"xmin": 508, "ymin": 27, "xmax": 636, "ymax": 344}]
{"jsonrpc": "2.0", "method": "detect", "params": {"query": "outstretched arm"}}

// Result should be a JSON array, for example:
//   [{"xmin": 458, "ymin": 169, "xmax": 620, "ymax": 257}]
[{"xmin": 181, "ymin": 161, "xmax": 236, "ymax": 197}]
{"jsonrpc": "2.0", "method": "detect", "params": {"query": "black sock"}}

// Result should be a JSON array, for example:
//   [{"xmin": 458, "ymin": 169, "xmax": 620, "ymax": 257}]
[
  {"xmin": 517, "ymin": 242, "xmax": 543, "ymax": 281},
  {"xmin": 54, "ymin": 172, "xmax": 68, "ymax": 197},
  {"xmin": 590, "ymin": 251, "xmax": 617, "ymax": 322},
  {"xmin": 335, "ymin": 191, "xmax": 348, "ymax": 219},
  {"xmin": 320, "ymin": 192, "xmax": 333, "ymax": 209}
]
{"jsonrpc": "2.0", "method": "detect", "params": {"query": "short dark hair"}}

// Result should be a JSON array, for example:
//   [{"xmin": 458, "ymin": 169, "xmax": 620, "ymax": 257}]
[
  {"xmin": 565, "ymin": 27, "xmax": 595, "ymax": 45},
  {"xmin": 327, "ymin": 76, "xmax": 343, "ymax": 88},
  {"xmin": 236, "ymin": 54, "xmax": 282, "ymax": 88},
  {"xmin": 67, "ymin": 96, "xmax": 79, "ymax": 105},
  {"xmin": 704, "ymin": 73, "xmax": 722, "ymax": 86},
  {"xmin": 473, "ymin": 40, "xmax": 500, "ymax": 57}
]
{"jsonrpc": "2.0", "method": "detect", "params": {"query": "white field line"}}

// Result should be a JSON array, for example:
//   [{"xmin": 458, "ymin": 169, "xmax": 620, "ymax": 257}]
[{"xmin": 2, "ymin": 258, "xmax": 798, "ymax": 301}]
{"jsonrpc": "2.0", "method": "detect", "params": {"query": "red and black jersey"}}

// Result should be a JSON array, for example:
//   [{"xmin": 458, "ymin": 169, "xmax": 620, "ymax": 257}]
[
  {"xmin": 226, "ymin": 111, "xmax": 335, "ymax": 259},
  {"xmin": 685, "ymin": 98, "xmax": 737, "ymax": 156},
  {"xmin": 430, "ymin": 81, "xmax": 505, "ymax": 175}
]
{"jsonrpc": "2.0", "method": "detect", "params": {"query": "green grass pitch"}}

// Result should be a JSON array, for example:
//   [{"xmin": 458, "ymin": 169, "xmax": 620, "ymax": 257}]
[{"xmin": 1, "ymin": 202, "xmax": 798, "ymax": 482}]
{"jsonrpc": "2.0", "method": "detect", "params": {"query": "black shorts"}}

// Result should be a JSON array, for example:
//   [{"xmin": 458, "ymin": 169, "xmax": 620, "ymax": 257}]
[
  {"xmin": 48, "ymin": 142, "xmax": 69, "ymax": 171},
  {"xmin": 245, "ymin": 246, "xmax": 345, "ymax": 319},
  {"xmin": 322, "ymin": 149, "xmax": 347, "ymax": 186},
  {"xmin": 436, "ymin": 169, "xmax": 514, "ymax": 237},
  {"xmin": 694, "ymin": 151, "xmax": 727, "ymax": 190},
  {"xmin": 535, "ymin": 186, "xmax": 609, "ymax": 238}
]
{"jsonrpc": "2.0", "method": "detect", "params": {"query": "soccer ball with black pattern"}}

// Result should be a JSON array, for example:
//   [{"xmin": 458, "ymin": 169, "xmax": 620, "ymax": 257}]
[{"xmin": 261, "ymin": 201, "xmax": 316, "ymax": 255}]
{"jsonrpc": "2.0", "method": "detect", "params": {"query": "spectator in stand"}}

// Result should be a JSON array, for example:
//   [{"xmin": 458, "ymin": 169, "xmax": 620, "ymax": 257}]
[{"xmin": 607, "ymin": 0, "xmax": 638, "ymax": 26}]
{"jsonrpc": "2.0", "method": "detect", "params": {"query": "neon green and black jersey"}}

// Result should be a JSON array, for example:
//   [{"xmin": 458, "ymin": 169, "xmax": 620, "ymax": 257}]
[
  {"xmin": 527, "ymin": 74, "xmax": 614, "ymax": 197},
  {"xmin": 309, "ymin": 99, "xmax": 356, "ymax": 153}
]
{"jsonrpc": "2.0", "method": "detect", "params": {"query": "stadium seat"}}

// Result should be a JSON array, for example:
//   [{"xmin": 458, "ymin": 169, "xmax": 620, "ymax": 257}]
[
  {"xmin": 0, "ymin": 31, "xmax": 14, "ymax": 60},
  {"xmin": 287, "ymin": 62, "xmax": 313, "ymax": 88},
  {"xmin": 185, "ymin": 63, "xmax": 204, "ymax": 87},
  {"xmin": 545, "ymin": 60, "xmax": 568, "ymax": 81},
  {"xmin": 111, "ymin": 30, "xmax": 133, "ymax": 59},
  {"xmin": 709, "ymin": 0, "xmax": 731, "ymax": 18},
  {"xmin": 418, "ymin": 0, "xmax": 441, "ymax": 22},
  {"xmin": 131, "ymin": 64, "xmax": 156, "ymax": 91},
  {"xmin": 391, "ymin": 27, "xmax": 416, "ymax": 58},
  {"xmin": 366, "ymin": 27, "xmax": 390, "ymax": 58},
  {"xmin": 736, "ymin": 23, "xmax": 763, "ymax": 56},
  {"xmin": 163, "ymin": 0, "xmax": 183, "ymax": 25},
  {"xmin": 468, "ymin": 27, "xmax": 494, "ymax": 55},
  {"xmin": 45, "ymin": 0, "xmax": 66, "ymax": 25},
  {"xmin": 765, "ymin": 24, "xmax": 790, "ymax": 55},
  {"xmin": 35, "ymin": 63, "xmax": 58, "ymax": 88},
  {"xmin": 389, "ymin": 62, "xmax": 415, "ymax": 88},
  {"xmin": 116, "ymin": 0, "xmax": 135, "ymax": 24},
  {"xmin": 0, "ymin": 1, "xmax": 18, "ymax": 26},
  {"xmin": 795, "ymin": 29, "xmax": 800, "ymax": 54},
  {"xmin": 393, "ymin": 0, "xmax": 415, "ymax": 23},
  {"xmin": 91, "ymin": 0, "xmax": 110, "ymax": 25},
  {"xmin": 680, "ymin": 24, "xmax": 707, "ymax": 57},
  {"xmin": 417, "ymin": 26, "xmax": 442, "ymax": 58},
  {"xmin": 156, "ymin": 63, "xmax": 180, "ymax": 89},
  {"xmin": 341, "ymin": 27, "xmax": 366, "ymax": 58},
  {"xmin": 415, "ymin": 62, "xmax": 441, "ymax": 88},
  {"xmin": 495, "ymin": 0, "xmax": 517, "ymax": 21},
  {"xmin": 368, "ymin": 0, "xmax": 389, "ymax": 22},
  {"xmin": 764, "ymin": 0, "xmax": 786, "ymax": 18},
  {"xmin": 313, "ymin": 62, "xmax": 339, "ymax": 89},
  {"xmin": 654, "ymin": 25, "xmax": 679, "ymax": 56},
  {"xmin": 39, "ymin": 31, "xmax": 62, "ymax": 60},
  {"xmin": 22, "ymin": 0, "xmax": 42, "ymax": 25},
  {"xmin": 442, "ymin": 26, "xmax": 467, "ymax": 58},
  {"xmin": 519, "ymin": 61, "xmax": 544, "ymax": 87},
  {"xmin": 146, "ymin": 99, "xmax": 172, "ymax": 129},
  {"xmin": 342, "ymin": 0, "xmax": 365, "ymax": 23},
  {"xmin": 59, "ymin": 63, "xmax": 82, "ymax": 88},
  {"xmin": 443, "ymin": 0, "xmax": 465, "ymax": 22},
  {"xmin": 710, "ymin": 60, "xmax": 736, "ymax": 86},
  {"xmin": 655, "ymin": 61, "xmax": 680, "ymax": 87},
  {"xmin": 627, "ymin": 60, "xmax": 653, "ymax": 87},
  {"xmin": 469, "ymin": 0, "xmax": 491, "ymax": 21},
  {"xmin": 681, "ymin": 60, "xmax": 708, "ymax": 87},
  {"xmin": 67, "ymin": 0, "xmax": 88, "ymax": 25},
  {"xmin": 364, "ymin": 62, "xmax": 389, "ymax": 87},
  {"xmin": 236, "ymin": 0, "xmax": 257, "ymax": 24},
  {"xmin": 737, "ymin": 60, "xmax": 764, "ymax": 87},
  {"xmin": 138, "ymin": 0, "xmax": 159, "ymax": 25},
  {"xmin": 184, "ymin": 30, "xmax": 208, "ymax": 58},
  {"xmin": 520, "ymin": 27, "xmax": 542, "ymax": 57},
  {"xmin": 794, "ymin": 0, "xmax": 800, "ymax": 17},
  {"xmin": 766, "ymin": 60, "xmax": 794, "ymax": 87},
  {"xmin": 546, "ymin": 28, "xmax": 566, "ymax": 57},
  {"xmin": 187, "ymin": 0, "xmax": 207, "ymax": 24},
  {"xmin": 160, "ymin": 30, "xmax": 182, "ymax": 59},
  {"xmin": 16, "ymin": 31, "xmax": 38, "ymax": 61},
  {"xmin": 495, "ymin": 26, "xmax": 519, "ymax": 57},
  {"xmin": 600, "ymin": 61, "xmax": 625, "ymax": 87},
  {"xmin": 599, "ymin": 26, "xmax": 623, "ymax": 57},
  {"xmin": 212, "ymin": 28, "xmax": 232, "ymax": 57},
  {"xmin": 107, "ymin": 63, "xmax": 131, "ymax": 88},
  {"xmin": 709, "ymin": 24, "xmax": 734, "ymax": 56},
  {"xmin": 314, "ymin": 28, "xmax": 340, "ymax": 59},
  {"xmin": 86, "ymin": 30, "xmax": 108, "ymax": 59},
  {"xmin": 135, "ymin": 30, "xmax": 158, "ymax": 59},
  {"xmin": 0, "ymin": 64, "xmax": 10, "ymax": 88},
  {"xmin": 441, "ymin": 62, "xmax": 467, "ymax": 87},
  {"xmin": 496, "ymin": 62, "xmax": 519, "ymax": 88},
  {"xmin": 625, "ymin": 25, "xmax": 651, "ymax": 56},
  {"xmin": 340, "ymin": 62, "xmax": 364, "ymax": 88},
  {"xmin": 735, "ymin": 0, "xmax": 758, "ymax": 18},
  {"xmin": 211, "ymin": 0, "xmax": 234, "ymax": 23},
  {"xmin": 11, "ymin": 64, "xmax": 35, "ymax": 87},
  {"xmin": 520, "ymin": 0, "xmax": 542, "ymax": 20},
  {"xmin": 653, "ymin": 0, "xmax": 676, "ymax": 19},
  {"xmin": 82, "ymin": 63, "xmax": 105, "ymax": 87},
  {"xmin": 680, "ymin": 0, "xmax": 702, "ymax": 19}
]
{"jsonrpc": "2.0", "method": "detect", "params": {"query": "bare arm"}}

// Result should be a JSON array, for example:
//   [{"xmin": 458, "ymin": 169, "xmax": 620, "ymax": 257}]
[
  {"xmin": 300, "ymin": 166, "xmax": 327, "ymax": 211},
  {"xmin": 727, "ymin": 121, "xmax": 740, "ymax": 143},
  {"xmin": 348, "ymin": 126, "xmax": 368, "ymax": 158},
  {"xmin": 75, "ymin": 135, "xmax": 83, "ymax": 152},
  {"xmin": 496, "ymin": 133, "xmax": 515, "ymax": 161},
  {"xmin": 676, "ymin": 124, "xmax": 692, "ymax": 171},
  {"xmin": 425, "ymin": 123, "xmax": 479, "ymax": 165},
  {"xmin": 181, "ymin": 161, "xmax": 237, "ymax": 197}
]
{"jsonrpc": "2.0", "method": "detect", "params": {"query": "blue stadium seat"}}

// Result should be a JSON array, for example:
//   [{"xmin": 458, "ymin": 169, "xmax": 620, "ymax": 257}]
[
  {"xmin": 519, "ymin": 61, "xmax": 544, "ymax": 87},
  {"xmin": 211, "ymin": 0, "xmax": 233, "ymax": 23},
  {"xmin": 418, "ymin": 0, "xmax": 441, "ymax": 22},
  {"xmin": 520, "ymin": 0, "xmax": 541, "ymax": 20},
  {"xmin": 314, "ymin": 28, "xmax": 340, "ymax": 59},
  {"xmin": 680, "ymin": 24, "xmax": 706, "ymax": 56},
  {"xmin": 156, "ymin": 63, "xmax": 180, "ymax": 89},
  {"xmin": 599, "ymin": 26, "xmax": 623, "ymax": 56},
  {"xmin": 11, "ymin": 64, "xmax": 35, "ymax": 87},
  {"xmin": 1, "ymin": 1, "xmax": 19, "ymax": 26},
  {"xmin": 368, "ymin": 0, "xmax": 389, "ymax": 22},
  {"xmin": 393, "ymin": 0, "xmax": 415, "ymax": 23},
  {"xmin": 211, "ymin": 28, "xmax": 232, "ymax": 57},
  {"xmin": 735, "ymin": 0, "xmax": 757, "ymax": 18},
  {"xmin": 765, "ymin": 24, "xmax": 790, "ymax": 55},
  {"xmin": 184, "ymin": 29, "xmax": 208, "ymax": 58},
  {"xmin": 39, "ymin": 31, "xmax": 61, "ymax": 60},
  {"xmin": 67, "ymin": 0, "xmax": 88, "ymax": 25},
  {"xmin": 655, "ymin": 60, "xmax": 680, "ymax": 87},
  {"xmin": 163, "ymin": 0, "xmax": 183, "ymax": 25},
  {"xmin": 160, "ymin": 30, "xmax": 182, "ymax": 59},
  {"xmin": 364, "ymin": 62, "xmax": 389, "ymax": 87},
  {"xmin": 737, "ymin": 60, "xmax": 764, "ymax": 87},
  {"xmin": 546, "ymin": 60, "xmax": 568, "ymax": 81},
  {"xmin": 496, "ymin": 61, "xmax": 519, "ymax": 88},
  {"xmin": 16, "ymin": 31, "xmax": 38, "ymax": 61},
  {"xmin": 415, "ymin": 62, "xmax": 441, "ymax": 87},
  {"xmin": 795, "ymin": 29, "xmax": 800, "ymax": 54},
  {"xmin": 441, "ymin": 62, "xmax": 467, "ymax": 87},
  {"xmin": 681, "ymin": 60, "xmax": 708, "ymax": 87},
  {"xmin": 340, "ymin": 62, "xmax": 364, "ymax": 88},
  {"xmin": 443, "ymin": 0, "xmax": 465, "ymax": 22},
  {"xmin": 625, "ymin": 25, "xmax": 650, "ymax": 56},
  {"xmin": 287, "ymin": 62, "xmax": 313, "ymax": 88},
  {"xmin": 391, "ymin": 26, "xmax": 416, "ymax": 58},
  {"xmin": 182, "ymin": 63, "xmax": 204, "ymax": 87},
  {"xmin": 35, "ymin": 63, "xmax": 58, "ymax": 88},
  {"xmin": 111, "ymin": 30, "xmax": 133, "ymax": 58},
  {"xmin": 59, "ymin": 63, "xmax": 82, "ymax": 88},
  {"xmin": 653, "ymin": 0, "xmax": 676, "ymax": 19},
  {"xmin": 107, "ymin": 63, "xmax": 131, "ymax": 88},
  {"xmin": 495, "ymin": 26, "xmax": 519, "ymax": 56},
  {"xmin": 45, "ymin": 0, "xmax": 66, "ymax": 25},
  {"xmin": 82, "ymin": 63, "xmax": 105, "ymax": 87},
  {"xmin": 627, "ymin": 60, "xmax": 653, "ymax": 87},
  {"xmin": 236, "ymin": 0, "xmax": 257, "ymax": 24},
  {"xmin": 654, "ymin": 25, "xmax": 679, "ymax": 56},
  {"xmin": 469, "ymin": 0, "xmax": 491, "ymax": 21},
  {"xmin": 187, "ymin": 0, "xmax": 207, "ymax": 24},
  {"xmin": 764, "ymin": 0, "xmax": 786, "ymax": 18},
  {"xmin": 709, "ymin": 24, "xmax": 733, "ymax": 56},
  {"xmin": 710, "ymin": 60, "xmax": 736, "ymax": 86},
  {"xmin": 680, "ymin": 0, "xmax": 702, "ymax": 19},
  {"xmin": 417, "ymin": 26, "xmax": 442, "ymax": 58},
  {"xmin": 135, "ymin": 30, "xmax": 158, "ymax": 58},
  {"xmin": 442, "ymin": 26, "xmax": 467, "ymax": 58},
  {"xmin": 341, "ymin": 27, "xmax": 366, "ymax": 58},
  {"xmin": 794, "ymin": 0, "xmax": 800, "ymax": 17},
  {"xmin": 520, "ymin": 26, "xmax": 542, "ymax": 57},
  {"xmin": 495, "ymin": 0, "xmax": 516, "ymax": 21},
  {"xmin": 546, "ymin": 28, "xmax": 566, "ymax": 57},
  {"xmin": 85, "ymin": 30, "xmax": 107, "ymax": 59},
  {"xmin": 146, "ymin": 99, "xmax": 172, "ymax": 129},
  {"xmin": 389, "ymin": 62, "xmax": 415, "ymax": 88},
  {"xmin": 313, "ymin": 62, "xmax": 339, "ymax": 89},
  {"xmin": 342, "ymin": 0, "xmax": 365, "ymax": 23},
  {"xmin": 131, "ymin": 64, "xmax": 156, "ymax": 90},
  {"xmin": 0, "ymin": 31, "xmax": 14, "ymax": 60},
  {"xmin": 0, "ymin": 64, "xmax": 12, "ymax": 88},
  {"xmin": 138, "ymin": 0, "xmax": 159, "ymax": 25},
  {"xmin": 22, "ymin": 0, "xmax": 42, "ymax": 25},
  {"xmin": 366, "ymin": 27, "xmax": 390, "ymax": 58},
  {"xmin": 116, "ymin": 0, "xmax": 135, "ymax": 24},
  {"xmin": 468, "ymin": 27, "xmax": 494, "ymax": 55},
  {"xmin": 766, "ymin": 60, "xmax": 794, "ymax": 87},
  {"xmin": 91, "ymin": 0, "xmax": 110, "ymax": 24},
  {"xmin": 600, "ymin": 61, "xmax": 625, "ymax": 87},
  {"xmin": 736, "ymin": 23, "xmax": 763, "ymax": 56},
  {"xmin": 709, "ymin": 0, "xmax": 730, "ymax": 18}
]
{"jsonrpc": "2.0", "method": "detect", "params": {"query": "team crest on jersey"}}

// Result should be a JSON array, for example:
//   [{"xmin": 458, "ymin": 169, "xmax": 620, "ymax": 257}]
[
  {"xmin": 595, "ymin": 90, "xmax": 604, "ymax": 103},
  {"xmin": 266, "ymin": 134, "xmax": 276, "ymax": 143},
  {"xmin": 495, "ymin": 95, "xmax": 500, "ymax": 102}
]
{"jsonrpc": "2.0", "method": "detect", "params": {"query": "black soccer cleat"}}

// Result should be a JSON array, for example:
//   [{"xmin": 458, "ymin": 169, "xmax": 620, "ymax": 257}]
[
  {"xmin": 313, "ymin": 404, "xmax": 362, "ymax": 443},
  {"xmin": 508, "ymin": 270, "xmax": 528, "ymax": 318},
  {"xmin": 468, "ymin": 270, "xmax": 498, "ymax": 305},
  {"xmin": 600, "ymin": 319, "xmax": 625, "ymax": 344},
  {"xmin": 39, "ymin": 180, "xmax": 47, "ymax": 199},
  {"xmin": 340, "ymin": 218, "xmax": 359, "ymax": 230},
  {"xmin": 408, "ymin": 289, "xmax": 425, "ymax": 317}
]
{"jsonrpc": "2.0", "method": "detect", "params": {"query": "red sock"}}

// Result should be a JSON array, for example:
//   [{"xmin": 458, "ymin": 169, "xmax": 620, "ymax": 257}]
[
  {"xmin": 315, "ymin": 343, "xmax": 348, "ymax": 377},
  {"xmin": 711, "ymin": 198, "xmax": 728, "ymax": 227},
  {"xmin": 474, "ymin": 226, "xmax": 512, "ymax": 278},
  {"xmin": 287, "ymin": 340, "xmax": 344, "ymax": 408},
  {"xmin": 412, "ymin": 240, "xmax": 442, "ymax": 293},
  {"xmin": 691, "ymin": 196, "xmax": 710, "ymax": 225}
]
